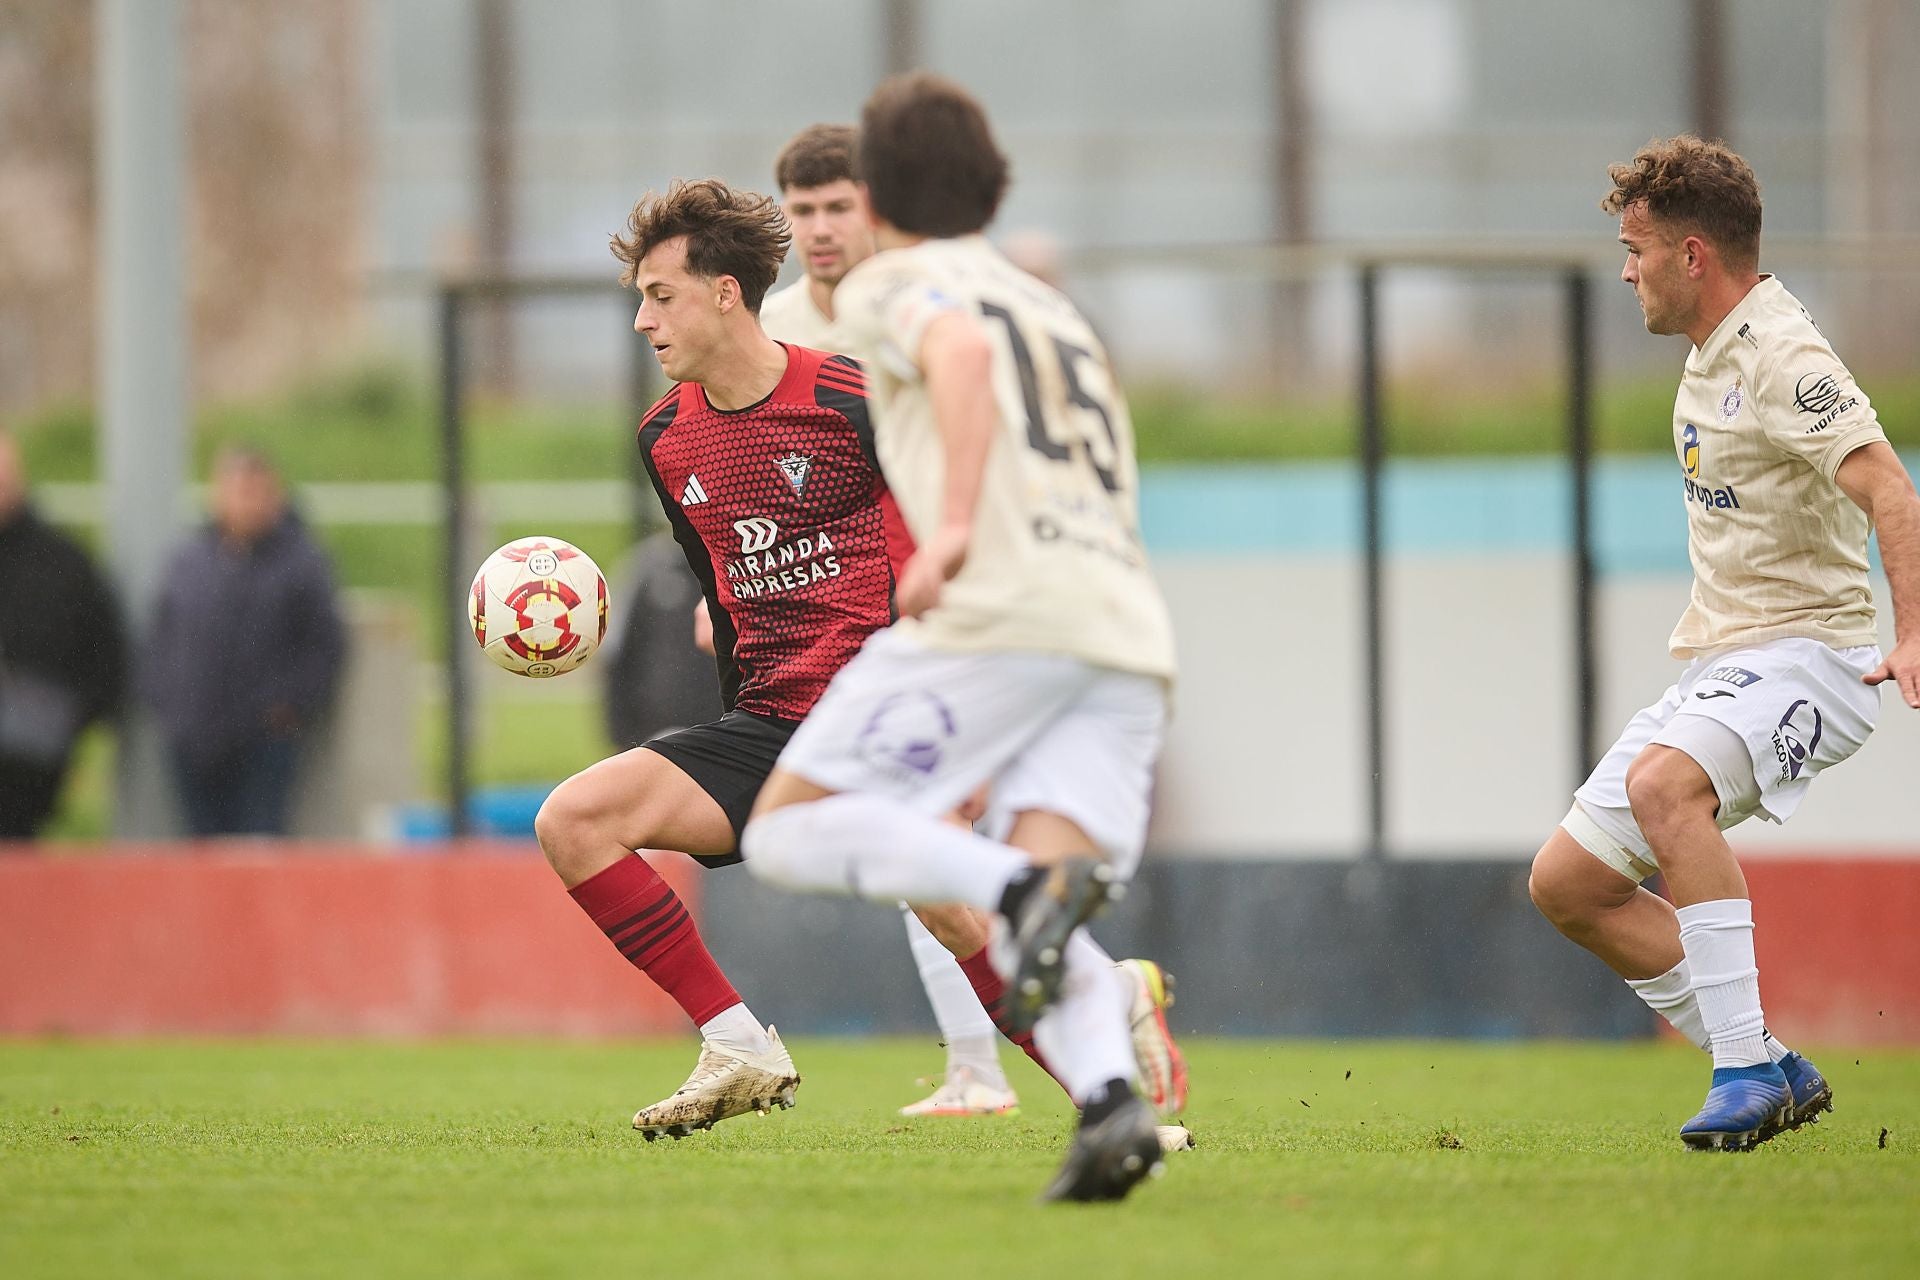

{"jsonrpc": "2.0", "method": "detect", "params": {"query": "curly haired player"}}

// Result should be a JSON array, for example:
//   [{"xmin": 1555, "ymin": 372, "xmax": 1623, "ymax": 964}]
[{"xmin": 1528, "ymin": 136, "xmax": 1920, "ymax": 1151}]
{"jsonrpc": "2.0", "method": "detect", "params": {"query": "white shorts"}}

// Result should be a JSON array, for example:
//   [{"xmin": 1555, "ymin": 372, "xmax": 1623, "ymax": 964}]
[
  {"xmin": 776, "ymin": 628, "xmax": 1168, "ymax": 878},
  {"xmin": 1566, "ymin": 637, "xmax": 1881, "ymax": 882}
]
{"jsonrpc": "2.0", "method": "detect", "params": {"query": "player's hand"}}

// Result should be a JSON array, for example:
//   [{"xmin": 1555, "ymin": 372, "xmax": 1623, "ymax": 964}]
[
  {"xmin": 691, "ymin": 599, "xmax": 714, "ymax": 656},
  {"xmin": 953, "ymin": 782, "xmax": 992, "ymax": 826},
  {"xmin": 1864, "ymin": 636, "xmax": 1920, "ymax": 709},
  {"xmin": 896, "ymin": 524, "xmax": 969, "ymax": 619}
]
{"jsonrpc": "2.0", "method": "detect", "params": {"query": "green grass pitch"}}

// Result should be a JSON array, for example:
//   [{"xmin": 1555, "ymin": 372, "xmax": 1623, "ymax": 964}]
[{"xmin": 3, "ymin": 1038, "xmax": 1916, "ymax": 1278}]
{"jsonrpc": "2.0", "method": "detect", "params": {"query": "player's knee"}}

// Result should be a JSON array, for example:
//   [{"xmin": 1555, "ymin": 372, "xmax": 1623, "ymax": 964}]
[
  {"xmin": 532, "ymin": 783, "xmax": 577, "ymax": 872},
  {"xmin": 1526, "ymin": 847, "xmax": 1587, "ymax": 930},
  {"xmin": 534, "ymin": 774, "xmax": 616, "ymax": 879},
  {"xmin": 1624, "ymin": 748, "xmax": 1714, "ymax": 835}
]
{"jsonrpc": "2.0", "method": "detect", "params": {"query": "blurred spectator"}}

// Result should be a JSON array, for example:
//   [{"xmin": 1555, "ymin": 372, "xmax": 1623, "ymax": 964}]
[
  {"xmin": 0, "ymin": 429, "xmax": 127, "ymax": 839},
  {"xmin": 144, "ymin": 446, "xmax": 345, "ymax": 836},
  {"xmin": 601, "ymin": 530, "xmax": 721, "ymax": 750}
]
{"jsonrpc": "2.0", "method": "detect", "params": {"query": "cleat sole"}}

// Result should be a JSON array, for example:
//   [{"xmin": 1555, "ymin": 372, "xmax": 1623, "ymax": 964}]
[{"xmin": 1683, "ymin": 1103, "xmax": 1791, "ymax": 1153}]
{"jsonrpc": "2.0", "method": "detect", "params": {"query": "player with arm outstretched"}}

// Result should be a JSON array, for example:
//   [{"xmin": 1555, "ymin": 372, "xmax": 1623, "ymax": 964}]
[
  {"xmin": 761, "ymin": 122, "xmax": 1188, "ymax": 1130},
  {"xmin": 1527, "ymin": 136, "xmax": 1920, "ymax": 1151},
  {"xmin": 743, "ymin": 76, "xmax": 1179, "ymax": 1203}
]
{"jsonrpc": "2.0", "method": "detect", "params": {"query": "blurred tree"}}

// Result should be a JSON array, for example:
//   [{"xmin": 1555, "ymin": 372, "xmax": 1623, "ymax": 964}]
[
  {"xmin": 472, "ymin": 0, "xmax": 516, "ymax": 397},
  {"xmin": 0, "ymin": 0, "xmax": 95, "ymax": 410},
  {"xmin": 0, "ymin": 0, "xmax": 366, "ymax": 417}
]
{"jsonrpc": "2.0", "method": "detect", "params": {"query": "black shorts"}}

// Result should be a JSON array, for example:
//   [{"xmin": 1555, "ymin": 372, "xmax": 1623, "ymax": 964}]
[{"xmin": 641, "ymin": 709, "xmax": 799, "ymax": 867}]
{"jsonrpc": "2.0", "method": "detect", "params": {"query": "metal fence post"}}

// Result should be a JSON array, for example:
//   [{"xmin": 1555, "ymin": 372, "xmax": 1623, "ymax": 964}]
[
  {"xmin": 1565, "ymin": 268, "xmax": 1598, "ymax": 779},
  {"xmin": 439, "ymin": 285, "xmax": 472, "ymax": 838},
  {"xmin": 1357, "ymin": 264, "xmax": 1386, "ymax": 862}
]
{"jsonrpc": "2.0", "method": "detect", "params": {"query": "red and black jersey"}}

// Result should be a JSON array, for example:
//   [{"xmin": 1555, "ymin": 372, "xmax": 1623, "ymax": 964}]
[{"xmin": 637, "ymin": 344, "xmax": 913, "ymax": 721}]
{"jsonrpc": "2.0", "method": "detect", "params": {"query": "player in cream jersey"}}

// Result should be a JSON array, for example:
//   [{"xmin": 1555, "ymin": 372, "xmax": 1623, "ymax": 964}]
[
  {"xmin": 826, "ymin": 234, "xmax": 1175, "ymax": 678},
  {"xmin": 759, "ymin": 122, "xmax": 1023, "ymax": 1123},
  {"xmin": 757, "ymin": 123, "xmax": 1193, "ymax": 1136},
  {"xmin": 758, "ymin": 270, "xmax": 836, "ymax": 350},
  {"xmin": 1528, "ymin": 137, "xmax": 1920, "ymax": 1154},
  {"xmin": 1668, "ymin": 274, "xmax": 1885, "ymax": 657},
  {"xmin": 757, "ymin": 278, "xmax": 834, "ymax": 350},
  {"xmin": 744, "ymin": 75, "xmax": 1176, "ymax": 1203},
  {"xmin": 758, "ymin": 125, "xmax": 871, "ymax": 350}
]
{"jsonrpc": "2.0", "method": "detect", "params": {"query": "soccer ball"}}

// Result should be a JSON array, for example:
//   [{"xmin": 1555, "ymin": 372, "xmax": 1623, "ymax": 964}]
[{"xmin": 468, "ymin": 536, "xmax": 608, "ymax": 677}]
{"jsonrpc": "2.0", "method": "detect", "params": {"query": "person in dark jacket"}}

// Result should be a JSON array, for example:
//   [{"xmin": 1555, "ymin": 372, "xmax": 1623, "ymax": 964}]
[
  {"xmin": 600, "ymin": 530, "xmax": 722, "ymax": 751},
  {"xmin": 144, "ymin": 446, "xmax": 345, "ymax": 836},
  {"xmin": 0, "ymin": 429, "xmax": 127, "ymax": 839}
]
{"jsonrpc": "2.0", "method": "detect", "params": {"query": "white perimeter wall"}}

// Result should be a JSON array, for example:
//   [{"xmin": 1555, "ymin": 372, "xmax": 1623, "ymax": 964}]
[{"xmin": 1149, "ymin": 557, "xmax": 1918, "ymax": 860}]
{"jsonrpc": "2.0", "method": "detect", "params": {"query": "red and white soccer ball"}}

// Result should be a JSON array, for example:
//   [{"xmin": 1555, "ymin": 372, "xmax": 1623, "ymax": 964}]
[{"xmin": 468, "ymin": 537, "xmax": 608, "ymax": 677}]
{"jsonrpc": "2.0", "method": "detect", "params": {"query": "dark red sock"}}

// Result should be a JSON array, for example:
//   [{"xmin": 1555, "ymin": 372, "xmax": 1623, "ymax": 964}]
[
  {"xmin": 569, "ymin": 855, "xmax": 741, "ymax": 1027},
  {"xmin": 957, "ymin": 945, "xmax": 1065, "ymax": 1092}
]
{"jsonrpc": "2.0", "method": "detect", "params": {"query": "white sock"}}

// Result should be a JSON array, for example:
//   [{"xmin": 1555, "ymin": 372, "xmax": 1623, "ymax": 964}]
[
  {"xmin": 699, "ymin": 1002, "xmax": 773, "ymax": 1059},
  {"xmin": 1624, "ymin": 960, "xmax": 1795, "ymax": 1063},
  {"xmin": 1626, "ymin": 960, "xmax": 1710, "ymax": 1052},
  {"xmin": 902, "ymin": 907, "xmax": 1005, "ymax": 1084},
  {"xmin": 1675, "ymin": 898, "xmax": 1769, "ymax": 1069},
  {"xmin": 743, "ymin": 795, "xmax": 1028, "ymax": 911},
  {"xmin": 1031, "ymin": 932, "xmax": 1138, "ymax": 1104}
]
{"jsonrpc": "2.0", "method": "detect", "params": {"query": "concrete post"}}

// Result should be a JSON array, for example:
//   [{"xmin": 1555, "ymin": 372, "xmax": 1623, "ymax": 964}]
[{"xmin": 97, "ymin": 0, "xmax": 190, "ymax": 836}]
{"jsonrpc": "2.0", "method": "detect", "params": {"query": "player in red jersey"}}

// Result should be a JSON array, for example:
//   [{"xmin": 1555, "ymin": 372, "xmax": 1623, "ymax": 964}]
[{"xmin": 536, "ymin": 177, "xmax": 940, "ymax": 1140}]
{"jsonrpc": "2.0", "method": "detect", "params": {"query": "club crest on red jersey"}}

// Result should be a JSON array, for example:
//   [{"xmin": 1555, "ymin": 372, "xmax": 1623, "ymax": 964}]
[{"xmin": 775, "ymin": 452, "xmax": 812, "ymax": 495}]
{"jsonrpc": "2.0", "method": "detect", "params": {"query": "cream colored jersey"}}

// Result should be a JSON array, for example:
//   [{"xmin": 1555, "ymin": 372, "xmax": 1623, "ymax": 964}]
[
  {"xmin": 759, "ymin": 276, "xmax": 838, "ymax": 349},
  {"xmin": 829, "ymin": 234, "xmax": 1176, "ymax": 681},
  {"xmin": 1668, "ymin": 275, "xmax": 1887, "ymax": 658}
]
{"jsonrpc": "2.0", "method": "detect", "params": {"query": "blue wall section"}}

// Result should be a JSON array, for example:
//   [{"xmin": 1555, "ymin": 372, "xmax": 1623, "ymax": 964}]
[{"xmin": 1138, "ymin": 452, "xmax": 1914, "ymax": 571}]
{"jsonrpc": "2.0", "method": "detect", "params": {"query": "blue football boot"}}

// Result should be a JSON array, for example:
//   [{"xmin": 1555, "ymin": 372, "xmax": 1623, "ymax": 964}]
[
  {"xmin": 1679, "ymin": 1062, "xmax": 1793, "ymax": 1152},
  {"xmin": 1773, "ymin": 1052, "xmax": 1834, "ymax": 1135}
]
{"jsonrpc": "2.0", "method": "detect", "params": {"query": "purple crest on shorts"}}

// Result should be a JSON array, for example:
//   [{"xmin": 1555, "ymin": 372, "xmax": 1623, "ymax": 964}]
[
  {"xmin": 1771, "ymin": 699, "xmax": 1824, "ymax": 782},
  {"xmin": 856, "ymin": 691, "xmax": 958, "ymax": 777}
]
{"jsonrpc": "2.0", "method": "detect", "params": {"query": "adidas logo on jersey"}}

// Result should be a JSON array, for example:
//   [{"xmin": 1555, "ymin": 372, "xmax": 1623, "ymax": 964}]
[{"xmin": 681, "ymin": 474, "xmax": 709, "ymax": 506}]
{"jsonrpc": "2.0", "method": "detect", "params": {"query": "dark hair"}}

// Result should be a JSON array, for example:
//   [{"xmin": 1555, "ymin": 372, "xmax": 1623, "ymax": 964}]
[
  {"xmin": 610, "ymin": 178, "xmax": 790, "ymax": 312},
  {"xmin": 858, "ymin": 72, "xmax": 1008, "ymax": 237},
  {"xmin": 1602, "ymin": 135, "xmax": 1762, "ymax": 269},
  {"xmin": 775, "ymin": 124, "xmax": 857, "ymax": 192}
]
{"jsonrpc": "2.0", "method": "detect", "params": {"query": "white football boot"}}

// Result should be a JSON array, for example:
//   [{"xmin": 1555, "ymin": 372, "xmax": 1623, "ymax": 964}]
[
  {"xmin": 1117, "ymin": 959, "xmax": 1189, "ymax": 1116},
  {"xmin": 1155, "ymin": 1124, "xmax": 1196, "ymax": 1152},
  {"xmin": 632, "ymin": 1026, "xmax": 800, "ymax": 1141},
  {"xmin": 898, "ymin": 1065, "xmax": 1021, "ymax": 1118}
]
